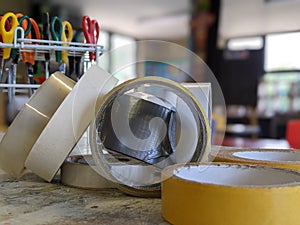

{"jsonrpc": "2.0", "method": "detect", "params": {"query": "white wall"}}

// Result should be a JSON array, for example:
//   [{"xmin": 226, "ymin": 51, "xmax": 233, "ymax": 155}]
[{"xmin": 219, "ymin": 0, "xmax": 300, "ymax": 46}]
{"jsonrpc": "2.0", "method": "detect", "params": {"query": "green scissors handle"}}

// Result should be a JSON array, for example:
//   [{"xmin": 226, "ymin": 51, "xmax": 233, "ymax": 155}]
[
  {"xmin": 50, "ymin": 16, "xmax": 62, "ymax": 62},
  {"xmin": 11, "ymin": 16, "xmax": 32, "ymax": 63},
  {"xmin": 19, "ymin": 16, "xmax": 32, "ymax": 37}
]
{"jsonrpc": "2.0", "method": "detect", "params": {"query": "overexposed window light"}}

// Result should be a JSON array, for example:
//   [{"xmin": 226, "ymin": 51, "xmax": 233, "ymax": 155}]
[
  {"xmin": 227, "ymin": 37, "xmax": 263, "ymax": 50},
  {"xmin": 265, "ymin": 32, "xmax": 300, "ymax": 71}
]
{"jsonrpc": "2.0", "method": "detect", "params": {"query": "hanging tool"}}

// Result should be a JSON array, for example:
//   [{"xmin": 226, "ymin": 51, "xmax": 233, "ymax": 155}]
[
  {"xmin": 61, "ymin": 20, "xmax": 73, "ymax": 77},
  {"xmin": 0, "ymin": 15, "xmax": 11, "ymax": 80},
  {"xmin": 68, "ymin": 29, "xmax": 84, "ymax": 81},
  {"xmin": 43, "ymin": 12, "xmax": 50, "ymax": 79},
  {"xmin": 82, "ymin": 15, "xmax": 100, "ymax": 62},
  {"xmin": 8, "ymin": 14, "xmax": 32, "ymax": 100},
  {"xmin": 0, "ymin": 12, "xmax": 18, "ymax": 83},
  {"xmin": 20, "ymin": 17, "xmax": 41, "ymax": 96},
  {"xmin": 50, "ymin": 16, "xmax": 73, "ymax": 74},
  {"xmin": 5, "ymin": 14, "xmax": 32, "ymax": 124}
]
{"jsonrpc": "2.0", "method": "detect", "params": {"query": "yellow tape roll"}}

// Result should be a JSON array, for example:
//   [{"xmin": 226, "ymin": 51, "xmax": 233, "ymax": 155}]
[
  {"xmin": 0, "ymin": 72, "xmax": 75, "ymax": 178},
  {"xmin": 162, "ymin": 163, "xmax": 300, "ymax": 225},
  {"xmin": 212, "ymin": 148, "xmax": 300, "ymax": 170}
]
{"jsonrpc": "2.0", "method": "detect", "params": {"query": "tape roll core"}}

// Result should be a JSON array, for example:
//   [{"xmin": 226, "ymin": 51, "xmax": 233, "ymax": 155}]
[
  {"xmin": 212, "ymin": 148, "xmax": 300, "ymax": 170},
  {"xmin": 61, "ymin": 155, "xmax": 116, "ymax": 189},
  {"xmin": 162, "ymin": 163, "xmax": 300, "ymax": 225}
]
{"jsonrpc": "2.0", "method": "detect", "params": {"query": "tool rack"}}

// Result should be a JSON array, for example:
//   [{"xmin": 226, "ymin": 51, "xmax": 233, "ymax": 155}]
[{"xmin": 0, "ymin": 26, "xmax": 104, "ymax": 89}]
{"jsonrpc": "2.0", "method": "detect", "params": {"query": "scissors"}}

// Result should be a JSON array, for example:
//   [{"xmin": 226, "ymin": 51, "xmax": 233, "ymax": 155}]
[
  {"xmin": 68, "ymin": 29, "xmax": 84, "ymax": 81},
  {"xmin": 50, "ymin": 16, "xmax": 73, "ymax": 73},
  {"xmin": 50, "ymin": 16, "xmax": 62, "ymax": 63},
  {"xmin": 0, "ymin": 16, "xmax": 11, "ymax": 44},
  {"xmin": 6, "ymin": 14, "xmax": 33, "ymax": 102},
  {"xmin": 18, "ymin": 17, "xmax": 41, "ymax": 95},
  {"xmin": 61, "ymin": 21, "xmax": 73, "ymax": 64},
  {"xmin": 82, "ymin": 15, "xmax": 100, "ymax": 62},
  {"xmin": 0, "ymin": 12, "xmax": 18, "ymax": 83},
  {"xmin": 43, "ymin": 12, "xmax": 50, "ymax": 78},
  {"xmin": 0, "ymin": 15, "xmax": 11, "ymax": 83},
  {"xmin": 10, "ymin": 14, "xmax": 32, "ymax": 64}
]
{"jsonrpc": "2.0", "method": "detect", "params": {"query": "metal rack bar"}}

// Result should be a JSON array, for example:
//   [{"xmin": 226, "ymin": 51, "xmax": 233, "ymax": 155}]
[{"xmin": 0, "ymin": 26, "xmax": 104, "ymax": 89}]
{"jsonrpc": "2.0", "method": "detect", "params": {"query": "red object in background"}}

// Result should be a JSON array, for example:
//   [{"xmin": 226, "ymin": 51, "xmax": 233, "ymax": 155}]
[
  {"xmin": 33, "ymin": 75, "xmax": 46, "ymax": 84},
  {"xmin": 286, "ymin": 120, "xmax": 300, "ymax": 150}
]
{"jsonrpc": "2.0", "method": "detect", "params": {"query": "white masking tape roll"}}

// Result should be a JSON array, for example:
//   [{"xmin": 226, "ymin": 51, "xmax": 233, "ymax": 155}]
[
  {"xmin": 61, "ymin": 155, "xmax": 116, "ymax": 189},
  {"xmin": 0, "ymin": 72, "xmax": 75, "ymax": 178},
  {"xmin": 162, "ymin": 163, "xmax": 300, "ymax": 225},
  {"xmin": 25, "ymin": 65, "xmax": 118, "ymax": 182},
  {"xmin": 212, "ymin": 148, "xmax": 300, "ymax": 170}
]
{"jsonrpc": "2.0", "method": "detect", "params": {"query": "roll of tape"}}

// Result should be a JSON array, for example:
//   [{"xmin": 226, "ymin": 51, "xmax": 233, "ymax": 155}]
[
  {"xmin": 0, "ymin": 72, "xmax": 75, "ymax": 178},
  {"xmin": 61, "ymin": 155, "xmax": 116, "ymax": 189},
  {"xmin": 25, "ymin": 65, "xmax": 118, "ymax": 182},
  {"xmin": 90, "ymin": 76, "xmax": 210, "ymax": 195},
  {"xmin": 212, "ymin": 148, "xmax": 300, "ymax": 170},
  {"xmin": 162, "ymin": 163, "xmax": 300, "ymax": 225}
]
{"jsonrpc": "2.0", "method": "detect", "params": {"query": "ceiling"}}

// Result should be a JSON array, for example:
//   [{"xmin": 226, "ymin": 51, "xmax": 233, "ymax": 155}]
[{"xmin": 52, "ymin": 0, "xmax": 191, "ymax": 40}]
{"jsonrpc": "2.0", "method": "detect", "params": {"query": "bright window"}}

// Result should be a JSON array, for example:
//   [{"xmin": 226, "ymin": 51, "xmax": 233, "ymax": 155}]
[{"xmin": 265, "ymin": 32, "xmax": 300, "ymax": 72}]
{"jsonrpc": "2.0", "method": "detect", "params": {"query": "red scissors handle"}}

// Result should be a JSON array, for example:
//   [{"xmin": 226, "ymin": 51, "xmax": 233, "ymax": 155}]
[{"xmin": 82, "ymin": 15, "xmax": 100, "ymax": 61}]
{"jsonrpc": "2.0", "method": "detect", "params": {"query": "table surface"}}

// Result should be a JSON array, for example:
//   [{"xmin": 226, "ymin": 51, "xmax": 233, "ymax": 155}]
[
  {"xmin": 0, "ymin": 132, "xmax": 293, "ymax": 225},
  {"xmin": 0, "ymin": 132, "xmax": 168, "ymax": 225},
  {"xmin": 0, "ymin": 170, "xmax": 168, "ymax": 225}
]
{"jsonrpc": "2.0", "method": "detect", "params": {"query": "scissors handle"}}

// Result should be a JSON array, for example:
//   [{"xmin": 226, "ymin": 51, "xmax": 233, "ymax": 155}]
[
  {"xmin": 10, "ymin": 15, "xmax": 32, "ymax": 63},
  {"xmin": 0, "ymin": 12, "xmax": 18, "ymax": 59},
  {"xmin": 21, "ymin": 18, "xmax": 40, "ymax": 66},
  {"xmin": 61, "ymin": 21, "xmax": 73, "ymax": 64},
  {"xmin": 18, "ymin": 16, "xmax": 32, "ymax": 37},
  {"xmin": 82, "ymin": 16, "xmax": 100, "ymax": 61},
  {"xmin": 50, "ymin": 16, "xmax": 62, "ymax": 62},
  {"xmin": 0, "ymin": 16, "xmax": 11, "ymax": 43}
]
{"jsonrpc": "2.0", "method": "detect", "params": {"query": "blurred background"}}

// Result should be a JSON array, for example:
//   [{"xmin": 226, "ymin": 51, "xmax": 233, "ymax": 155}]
[{"xmin": 1, "ymin": 0, "xmax": 300, "ymax": 144}]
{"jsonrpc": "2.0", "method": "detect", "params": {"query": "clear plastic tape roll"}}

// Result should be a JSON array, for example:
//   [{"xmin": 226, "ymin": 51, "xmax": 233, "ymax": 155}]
[
  {"xmin": 162, "ymin": 163, "xmax": 300, "ymax": 225},
  {"xmin": 61, "ymin": 155, "xmax": 116, "ymax": 189},
  {"xmin": 211, "ymin": 148, "xmax": 300, "ymax": 170},
  {"xmin": 0, "ymin": 72, "xmax": 75, "ymax": 178},
  {"xmin": 25, "ymin": 65, "xmax": 118, "ymax": 182},
  {"xmin": 89, "ymin": 76, "xmax": 211, "ymax": 195}
]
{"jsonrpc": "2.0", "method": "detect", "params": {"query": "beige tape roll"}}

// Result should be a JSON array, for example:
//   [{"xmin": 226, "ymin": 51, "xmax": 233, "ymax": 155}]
[
  {"xmin": 162, "ymin": 163, "xmax": 300, "ymax": 225},
  {"xmin": 25, "ymin": 65, "xmax": 118, "ymax": 182},
  {"xmin": 211, "ymin": 148, "xmax": 300, "ymax": 170},
  {"xmin": 0, "ymin": 72, "xmax": 75, "ymax": 178},
  {"xmin": 61, "ymin": 155, "xmax": 116, "ymax": 189}
]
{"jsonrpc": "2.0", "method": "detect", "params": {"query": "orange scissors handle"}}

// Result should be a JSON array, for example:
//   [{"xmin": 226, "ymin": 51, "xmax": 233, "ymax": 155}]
[
  {"xmin": 0, "ymin": 12, "xmax": 18, "ymax": 59},
  {"xmin": 22, "ymin": 18, "xmax": 40, "ymax": 65}
]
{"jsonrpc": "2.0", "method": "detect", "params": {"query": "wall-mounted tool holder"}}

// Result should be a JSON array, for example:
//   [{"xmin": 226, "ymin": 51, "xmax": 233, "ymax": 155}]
[
  {"xmin": 0, "ymin": 26, "xmax": 104, "ymax": 125},
  {"xmin": 0, "ymin": 26, "xmax": 104, "ymax": 89}
]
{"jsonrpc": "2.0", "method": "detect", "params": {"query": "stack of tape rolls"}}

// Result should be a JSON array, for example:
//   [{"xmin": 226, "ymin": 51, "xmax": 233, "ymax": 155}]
[
  {"xmin": 211, "ymin": 148, "xmax": 300, "ymax": 170},
  {"xmin": 0, "ymin": 72, "xmax": 75, "ymax": 178},
  {"xmin": 25, "ymin": 65, "xmax": 118, "ymax": 182},
  {"xmin": 162, "ymin": 163, "xmax": 300, "ymax": 225}
]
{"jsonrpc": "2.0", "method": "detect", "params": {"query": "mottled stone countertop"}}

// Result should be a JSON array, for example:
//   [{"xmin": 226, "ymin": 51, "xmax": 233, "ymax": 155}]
[
  {"xmin": 0, "ymin": 131, "xmax": 169, "ymax": 225},
  {"xmin": 0, "ymin": 170, "xmax": 169, "ymax": 225}
]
